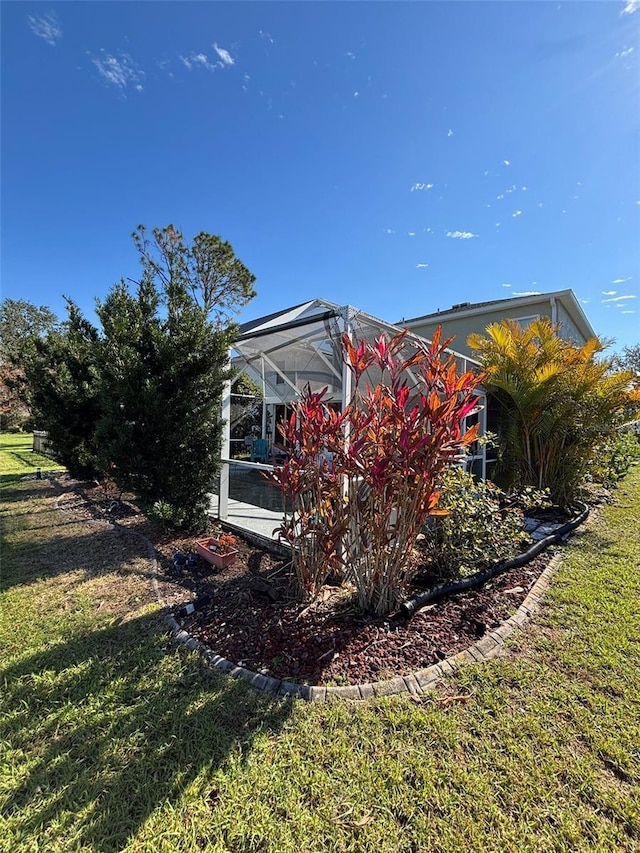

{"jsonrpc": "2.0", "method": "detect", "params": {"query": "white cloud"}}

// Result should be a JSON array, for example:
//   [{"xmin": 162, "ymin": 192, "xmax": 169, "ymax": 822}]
[
  {"xmin": 512, "ymin": 210, "xmax": 522, "ymax": 218},
  {"xmin": 446, "ymin": 231, "xmax": 477, "ymax": 239},
  {"xmin": 416, "ymin": 263, "xmax": 429, "ymax": 268},
  {"xmin": 503, "ymin": 159, "xmax": 510, "ymax": 166},
  {"xmin": 502, "ymin": 283, "xmax": 512, "ymax": 288},
  {"xmin": 622, "ymin": 1, "xmax": 639, "ymax": 15},
  {"xmin": 512, "ymin": 291, "xmax": 541, "ymax": 297},
  {"xmin": 353, "ymin": 91, "xmax": 359, "ymax": 97},
  {"xmin": 621, "ymin": 310, "xmax": 636, "ymax": 314},
  {"xmin": 447, "ymin": 129, "xmax": 454, "ymax": 137},
  {"xmin": 180, "ymin": 53, "xmax": 216, "ymax": 71},
  {"xmin": 213, "ymin": 43, "xmax": 235, "ymax": 66},
  {"xmin": 424, "ymin": 227, "xmax": 432, "ymax": 233},
  {"xmin": 612, "ymin": 276, "xmax": 632, "ymax": 284},
  {"xmin": 345, "ymin": 51, "xmax": 355, "ymax": 59},
  {"xmin": 384, "ymin": 228, "xmax": 395, "ymax": 234},
  {"xmin": 521, "ymin": 186, "xmax": 528, "ymax": 191},
  {"xmin": 91, "ymin": 51, "xmax": 145, "ymax": 90},
  {"xmin": 496, "ymin": 194, "xmax": 504, "ymax": 200},
  {"xmin": 408, "ymin": 232, "xmax": 416, "ymax": 236},
  {"xmin": 601, "ymin": 294, "xmax": 637, "ymax": 302},
  {"xmin": 259, "ymin": 30, "xmax": 275, "ymax": 44},
  {"xmin": 602, "ymin": 290, "xmax": 617, "ymax": 296},
  {"xmin": 28, "ymin": 12, "xmax": 62, "ymax": 45},
  {"xmin": 580, "ymin": 299, "xmax": 591, "ymax": 304},
  {"xmin": 410, "ymin": 182, "xmax": 434, "ymax": 192},
  {"xmin": 615, "ymin": 47, "xmax": 635, "ymax": 57}
]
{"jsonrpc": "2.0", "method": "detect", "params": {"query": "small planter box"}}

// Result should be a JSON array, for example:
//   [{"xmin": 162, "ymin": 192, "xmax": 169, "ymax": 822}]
[{"xmin": 196, "ymin": 537, "xmax": 238, "ymax": 570}]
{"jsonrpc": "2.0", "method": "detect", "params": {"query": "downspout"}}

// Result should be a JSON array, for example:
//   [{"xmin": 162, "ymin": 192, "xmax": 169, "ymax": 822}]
[
  {"xmin": 339, "ymin": 306, "xmax": 355, "ymax": 566},
  {"xmin": 550, "ymin": 295, "xmax": 558, "ymax": 327}
]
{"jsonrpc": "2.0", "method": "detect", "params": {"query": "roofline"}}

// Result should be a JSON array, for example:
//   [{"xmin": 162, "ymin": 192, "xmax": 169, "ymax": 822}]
[
  {"xmin": 560, "ymin": 291, "xmax": 597, "ymax": 339},
  {"xmin": 236, "ymin": 308, "xmax": 340, "ymax": 342},
  {"xmin": 402, "ymin": 289, "xmax": 596, "ymax": 338},
  {"xmin": 352, "ymin": 307, "xmax": 481, "ymax": 366},
  {"xmin": 238, "ymin": 298, "xmax": 342, "ymax": 336}
]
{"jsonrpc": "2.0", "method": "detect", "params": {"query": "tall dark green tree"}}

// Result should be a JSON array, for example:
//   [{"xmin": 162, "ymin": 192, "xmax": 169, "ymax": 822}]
[
  {"xmin": 95, "ymin": 225, "xmax": 255, "ymax": 529},
  {"xmin": 24, "ymin": 301, "xmax": 102, "ymax": 477}
]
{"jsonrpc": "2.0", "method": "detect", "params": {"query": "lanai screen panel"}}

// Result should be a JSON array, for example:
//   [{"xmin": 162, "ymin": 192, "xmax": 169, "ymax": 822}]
[
  {"xmin": 233, "ymin": 305, "xmax": 345, "ymax": 405},
  {"xmin": 232, "ymin": 299, "xmax": 483, "ymax": 407}
]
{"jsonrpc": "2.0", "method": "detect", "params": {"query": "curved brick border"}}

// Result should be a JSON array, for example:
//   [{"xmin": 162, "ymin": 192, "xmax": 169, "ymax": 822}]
[
  {"xmin": 50, "ymin": 475, "xmax": 563, "ymax": 702},
  {"xmin": 166, "ymin": 552, "xmax": 564, "ymax": 702}
]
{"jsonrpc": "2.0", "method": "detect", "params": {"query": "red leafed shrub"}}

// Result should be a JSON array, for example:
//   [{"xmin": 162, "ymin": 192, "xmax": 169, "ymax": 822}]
[{"xmin": 266, "ymin": 329, "xmax": 485, "ymax": 614}]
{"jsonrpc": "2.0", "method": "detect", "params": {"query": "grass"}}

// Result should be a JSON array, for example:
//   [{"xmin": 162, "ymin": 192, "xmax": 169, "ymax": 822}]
[
  {"xmin": 0, "ymin": 431, "xmax": 63, "ymax": 483},
  {"xmin": 1, "ymin": 436, "xmax": 639, "ymax": 852}
]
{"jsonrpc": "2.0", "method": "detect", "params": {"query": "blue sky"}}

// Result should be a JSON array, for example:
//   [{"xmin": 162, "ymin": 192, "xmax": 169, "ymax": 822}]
[{"xmin": 2, "ymin": 1, "xmax": 639, "ymax": 352}]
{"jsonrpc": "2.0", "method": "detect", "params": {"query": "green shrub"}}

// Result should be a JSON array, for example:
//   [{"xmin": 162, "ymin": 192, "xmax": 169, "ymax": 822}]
[
  {"xmin": 420, "ymin": 468, "xmax": 526, "ymax": 579},
  {"xmin": 149, "ymin": 500, "xmax": 186, "ymax": 532},
  {"xmin": 590, "ymin": 429, "xmax": 640, "ymax": 486}
]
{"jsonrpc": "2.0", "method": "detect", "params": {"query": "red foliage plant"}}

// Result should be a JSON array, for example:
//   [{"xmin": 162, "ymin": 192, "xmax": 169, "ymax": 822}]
[{"xmin": 266, "ymin": 328, "xmax": 486, "ymax": 614}]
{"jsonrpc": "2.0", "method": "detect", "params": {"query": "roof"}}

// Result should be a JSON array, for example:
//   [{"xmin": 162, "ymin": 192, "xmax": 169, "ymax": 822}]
[
  {"xmin": 238, "ymin": 300, "xmax": 328, "ymax": 336},
  {"xmin": 400, "ymin": 289, "xmax": 595, "ymax": 337}
]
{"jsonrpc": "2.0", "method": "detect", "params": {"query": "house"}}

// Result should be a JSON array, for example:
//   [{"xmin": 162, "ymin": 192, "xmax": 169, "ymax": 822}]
[
  {"xmin": 399, "ymin": 289, "xmax": 596, "ymax": 361},
  {"xmin": 218, "ymin": 299, "xmax": 487, "ymax": 534},
  {"xmin": 215, "ymin": 289, "xmax": 597, "ymax": 537}
]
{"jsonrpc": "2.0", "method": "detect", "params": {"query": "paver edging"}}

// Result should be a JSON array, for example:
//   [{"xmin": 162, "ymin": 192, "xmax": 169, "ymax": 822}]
[{"xmin": 168, "ymin": 551, "xmax": 564, "ymax": 702}]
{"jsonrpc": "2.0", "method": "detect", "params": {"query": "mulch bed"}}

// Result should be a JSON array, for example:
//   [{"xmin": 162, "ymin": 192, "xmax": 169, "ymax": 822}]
[{"xmin": 52, "ymin": 476, "xmax": 561, "ymax": 687}]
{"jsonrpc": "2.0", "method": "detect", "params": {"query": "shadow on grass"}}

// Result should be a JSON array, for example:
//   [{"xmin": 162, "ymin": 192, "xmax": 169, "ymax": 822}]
[
  {"xmin": 1, "ymin": 612, "xmax": 292, "ymax": 851},
  {"xmin": 1, "ymin": 524, "xmax": 162, "ymax": 592},
  {"xmin": 0, "ymin": 479, "xmax": 157, "ymax": 593}
]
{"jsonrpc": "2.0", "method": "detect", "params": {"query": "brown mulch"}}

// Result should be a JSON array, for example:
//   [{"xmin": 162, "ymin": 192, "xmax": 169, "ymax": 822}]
[{"xmin": 51, "ymin": 475, "xmax": 560, "ymax": 687}]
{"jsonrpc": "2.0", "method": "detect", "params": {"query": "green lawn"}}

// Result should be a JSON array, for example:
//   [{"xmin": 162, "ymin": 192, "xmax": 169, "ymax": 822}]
[
  {"xmin": 0, "ymin": 431, "xmax": 62, "ymax": 481},
  {"xmin": 1, "ymin": 439, "xmax": 639, "ymax": 852}
]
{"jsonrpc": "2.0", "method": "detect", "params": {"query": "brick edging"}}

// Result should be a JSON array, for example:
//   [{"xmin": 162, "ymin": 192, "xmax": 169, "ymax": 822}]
[{"xmin": 167, "ymin": 552, "xmax": 563, "ymax": 702}]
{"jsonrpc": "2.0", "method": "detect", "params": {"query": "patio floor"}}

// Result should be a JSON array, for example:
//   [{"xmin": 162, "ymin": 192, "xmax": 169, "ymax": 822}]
[{"xmin": 207, "ymin": 492, "xmax": 283, "ymax": 542}]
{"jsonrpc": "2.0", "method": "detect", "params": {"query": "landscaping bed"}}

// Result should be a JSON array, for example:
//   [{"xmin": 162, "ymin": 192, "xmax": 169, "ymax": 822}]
[
  {"xmin": 179, "ymin": 549, "xmax": 554, "ymax": 685},
  {"xmin": 56, "ymin": 475, "xmax": 561, "ymax": 687}
]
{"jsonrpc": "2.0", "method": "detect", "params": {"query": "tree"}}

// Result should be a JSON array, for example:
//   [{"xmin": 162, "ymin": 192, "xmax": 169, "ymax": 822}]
[
  {"xmin": 131, "ymin": 225, "xmax": 256, "ymax": 322},
  {"xmin": 468, "ymin": 318, "xmax": 637, "ymax": 506},
  {"xmin": 0, "ymin": 299, "xmax": 58, "ymax": 364},
  {"xmin": 613, "ymin": 343, "xmax": 640, "ymax": 380},
  {"xmin": 24, "ymin": 300, "xmax": 102, "ymax": 477},
  {"xmin": 95, "ymin": 225, "xmax": 254, "ymax": 529},
  {"xmin": 0, "ymin": 299, "xmax": 58, "ymax": 430}
]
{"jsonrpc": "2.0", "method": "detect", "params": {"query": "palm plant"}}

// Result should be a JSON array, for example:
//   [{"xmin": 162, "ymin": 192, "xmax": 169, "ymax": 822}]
[{"xmin": 468, "ymin": 318, "xmax": 636, "ymax": 507}]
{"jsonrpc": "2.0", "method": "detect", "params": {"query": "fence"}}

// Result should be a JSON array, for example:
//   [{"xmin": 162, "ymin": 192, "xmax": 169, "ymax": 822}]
[{"xmin": 32, "ymin": 430, "xmax": 52, "ymax": 455}]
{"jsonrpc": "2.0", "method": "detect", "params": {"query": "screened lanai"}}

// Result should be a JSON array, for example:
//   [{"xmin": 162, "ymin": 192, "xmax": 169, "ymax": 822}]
[{"xmin": 210, "ymin": 298, "xmax": 488, "ymax": 541}]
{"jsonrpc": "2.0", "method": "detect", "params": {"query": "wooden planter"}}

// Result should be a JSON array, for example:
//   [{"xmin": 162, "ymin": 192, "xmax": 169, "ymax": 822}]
[{"xmin": 196, "ymin": 537, "xmax": 238, "ymax": 569}]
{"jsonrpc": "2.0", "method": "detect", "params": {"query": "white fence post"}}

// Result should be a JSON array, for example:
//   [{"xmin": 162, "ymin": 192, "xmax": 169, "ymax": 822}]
[{"xmin": 219, "ymin": 351, "xmax": 232, "ymax": 520}]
